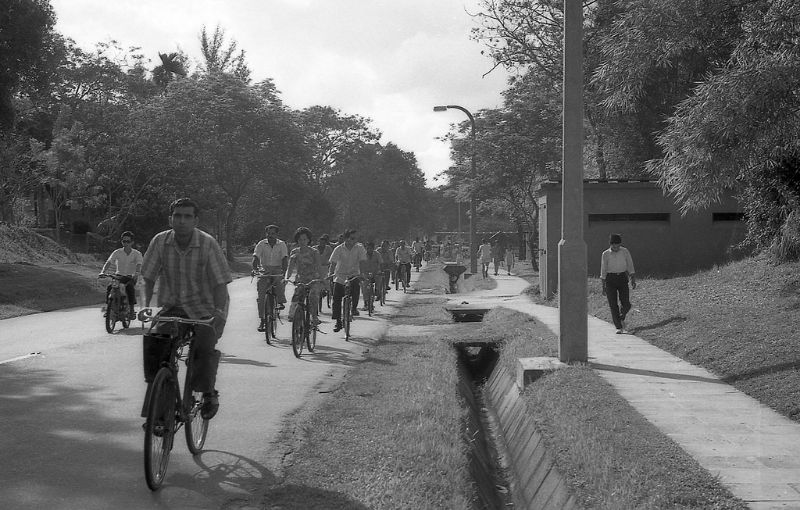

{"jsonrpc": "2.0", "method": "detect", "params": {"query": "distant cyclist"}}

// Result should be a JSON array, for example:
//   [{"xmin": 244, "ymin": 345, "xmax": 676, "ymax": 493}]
[
  {"xmin": 328, "ymin": 229, "xmax": 366, "ymax": 332},
  {"xmin": 376, "ymin": 239, "xmax": 394, "ymax": 291},
  {"xmin": 99, "ymin": 230, "xmax": 143, "ymax": 320},
  {"xmin": 395, "ymin": 240, "xmax": 412, "ymax": 289},
  {"xmin": 252, "ymin": 224, "xmax": 288, "ymax": 332},
  {"xmin": 285, "ymin": 227, "xmax": 325, "ymax": 324},
  {"xmin": 359, "ymin": 241, "xmax": 382, "ymax": 310},
  {"xmin": 411, "ymin": 237, "xmax": 423, "ymax": 270}
]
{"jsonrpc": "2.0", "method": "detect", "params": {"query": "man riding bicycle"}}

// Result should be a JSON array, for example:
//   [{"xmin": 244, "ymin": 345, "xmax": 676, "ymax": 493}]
[
  {"xmin": 285, "ymin": 227, "xmax": 325, "ymax": 324},
  {"xmin": 252, "ymin": 224, "xmax": 288, "ymax": 332},
  {"xmin": 100, "ymin": 230, "xmax": 143, "ymax": 320},
  {"xmin": 140, "ymin": 197, "xmax": 230, "ymax": 421},
  {"xmin": 411, "ymin": 237, "xmax": 423, "ymax": 270},
  {"xmin": 377, "ymin": 239, "xmax": 394, "ymax": 291},
  {"xmin": 328, "ymin": 229, "xmax": 366, "ymax": 332},
  {"xmin": 359, "ymin": 241, "xmax": 382, "ymax": 311},
  {"xmin": 394, "ymin": 239, "xmax": 413, "ymax": 289}
]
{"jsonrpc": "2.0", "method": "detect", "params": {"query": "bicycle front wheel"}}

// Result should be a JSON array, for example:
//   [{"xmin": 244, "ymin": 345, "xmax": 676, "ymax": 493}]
[
  {"xmin": 264, "ymin": 293, "xmax": 274, "ymax": 345},
  {"xmin": 105, "ymin": 297, "xmax": 116, "ymax": 333},
  {"xmin": 307, "ymin": 312, "xmax": 317, "ymax": 353},
  {"xmin": 184, "ymin": 355, "xmax": 208, "ymax": 454},
  {"xmin": 144, "ymin": 368, "xmax": 177, "ymax": 491},
  {"xmin": 291, "ymin": 308, "xmax": 305, "ymax": 358}
]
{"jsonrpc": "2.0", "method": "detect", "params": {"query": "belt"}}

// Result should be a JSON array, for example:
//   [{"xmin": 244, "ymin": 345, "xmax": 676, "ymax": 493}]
[{"xmin": 607, "ymin": 272, "xmax": 627, "ymax": 275}]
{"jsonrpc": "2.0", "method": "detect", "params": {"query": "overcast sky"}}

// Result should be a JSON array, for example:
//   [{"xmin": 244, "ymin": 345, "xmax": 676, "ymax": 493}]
[{"xmin": 49, "ymin": 0, "xmax": 511, "ymax": 187}]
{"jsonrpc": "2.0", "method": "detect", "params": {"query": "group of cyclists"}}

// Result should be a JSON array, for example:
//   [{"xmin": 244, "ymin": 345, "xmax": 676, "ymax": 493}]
[
  {"xmin": 251, "ymin": 225, "xmax": 432, "ymax": 333},
  {"xmin": 96, "ymin": 199, "xmax": 435, "ymax": 427}
]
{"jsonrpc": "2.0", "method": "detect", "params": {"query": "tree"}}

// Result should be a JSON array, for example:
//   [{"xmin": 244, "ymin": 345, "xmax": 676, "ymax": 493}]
[
  {"xmin": 294, "ymin": 106, "xmax": 381, "ymax": 194},
  {"xmin": 199, "ymin": 25, "xmax": 251, "ymax": 81},
  {"xmin": 646, "ymin": 0, "xmax": 800, "ymax": 258},
  {"xmin": 0, "ymin": 0, "xmax": 57, "ymax": 130},
  {"xmin": 125, "ymin": 73, "xmax": 304, "ymax": 255},
  {"xmin": 30, "ymin": 107, "xmax": 102, "ymax": 240}
]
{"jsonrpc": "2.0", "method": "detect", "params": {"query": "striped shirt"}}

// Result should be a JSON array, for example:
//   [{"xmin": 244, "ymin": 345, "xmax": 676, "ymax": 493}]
[{"xmin": 141, "ymin": 228, "xmax": 232, "ymax": 319}]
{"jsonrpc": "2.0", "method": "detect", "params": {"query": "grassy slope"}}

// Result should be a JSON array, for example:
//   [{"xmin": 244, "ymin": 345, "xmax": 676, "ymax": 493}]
[{"xmin": 489, "ymin": 307, "xmax": 746, "ymax": 509}]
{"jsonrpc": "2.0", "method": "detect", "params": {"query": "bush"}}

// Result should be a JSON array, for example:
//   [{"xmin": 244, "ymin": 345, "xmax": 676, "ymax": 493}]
[{"xmin": 72, "ymin": 220, "xmax": 91, "ymax": 235}]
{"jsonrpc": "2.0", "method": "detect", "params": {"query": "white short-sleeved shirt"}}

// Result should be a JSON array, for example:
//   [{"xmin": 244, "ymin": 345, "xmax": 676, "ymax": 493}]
[
  {"xmin": 253, "ymin": 238, "xmax": 288, "ymax": 268},
  {"xmin": 102, "ymin": 247, "xmax": 143, "ymax": 276},
  {"xmin": 329, "ymin": 242, "xmax": 367, "ymax": 284}
]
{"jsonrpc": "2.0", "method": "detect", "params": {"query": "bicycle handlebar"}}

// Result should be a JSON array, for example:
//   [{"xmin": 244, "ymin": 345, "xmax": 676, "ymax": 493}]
[
  {"xmin": 137, "ymin": 308, "xmax": 215, "ymax": 327},
  {"xmin": 99, "ymin": 273, "xmax": 131, "ymax": 280}
]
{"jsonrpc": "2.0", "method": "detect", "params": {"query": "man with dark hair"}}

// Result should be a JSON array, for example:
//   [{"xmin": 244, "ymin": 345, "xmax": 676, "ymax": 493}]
[
  {"xmin": 141, "ymin": 197, "xmax": 231, "ymax": 419},
  {"xmin": 252, "ymin": 224, "xmax": 289, "ymax": 332},
  {"xmin": 100, "ymin": 230, "xmax": 143, "ymax": 319},
  {"xmin": 600, "ymin": 233, "xmax": 637, "ymax": 334},
  {"xmin": 328, "ymin": 229, "xmax": 366, "ymax": 332}
]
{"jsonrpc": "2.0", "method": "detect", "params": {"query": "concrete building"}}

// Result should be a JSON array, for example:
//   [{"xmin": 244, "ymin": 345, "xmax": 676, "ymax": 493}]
[{"xmin": 537, "ymin": 180, "xmax": 748, "ymax": 298}]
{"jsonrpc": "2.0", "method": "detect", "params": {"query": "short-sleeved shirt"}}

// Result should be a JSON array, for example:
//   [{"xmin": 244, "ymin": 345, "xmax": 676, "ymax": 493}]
[
  {"xmin": 253, "ymin": 238, "xmax": 288, "ymax": 270},
  {"xmin": 289, "ymin": 246, "xmax": 324, "ymax": 283},
  {"xmin": 141, "ymin": 228, "xmax": 232, "ymax": 319},
  {"xmin": 376, "ymin": 247, "xmax": 394, "ymax": 270},
  {"xmin": 329, "ymin": 242, "xmax": 367, "ymax": 284},
  {"xmin": 601, "ymin": 246, "xmax": 635, "ymax": 278},
  {"xmin": 411, "ymin": 241, "xmax": 422, "ymax": 254},
  {"xmin": 478, "ymin": 243, "xmax": 492, "ymax": 263},
  {"xmin": 102, "ymin": 247, "xmax": 143, "ymax": 276},
  {"xmin": 395, "ymin": 246, "xmax": 412, "ymax": 264},
  {"xmin": 315, "ymin": 244, "xmax": 333, "ymax": 267},
  {"xmin": 360, "ymin": 250, "xmax": 382, "ymax": 275}
]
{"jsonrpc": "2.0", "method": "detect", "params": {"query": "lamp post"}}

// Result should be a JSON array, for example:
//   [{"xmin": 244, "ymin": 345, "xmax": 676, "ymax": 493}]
[
  {"xmin": 558, "ymin": 0, "xmax": 588, "ymax": 362},
  {"xmin": 434, "ymin": 104, "xmax": 478, "ymax": 274}
]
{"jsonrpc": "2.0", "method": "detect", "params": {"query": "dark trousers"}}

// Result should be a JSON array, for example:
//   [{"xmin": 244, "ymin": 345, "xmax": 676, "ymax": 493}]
[
  {"xmin": 106, "ymin": 276, "xmax": 136, "ymax": 306},
  {"xmin": 605, "ymin": 273, "xmax": 631, "ymax": 329},
  {"xmin": 332, "ymin": 280, "xmax": 360, "ymax": 321}
]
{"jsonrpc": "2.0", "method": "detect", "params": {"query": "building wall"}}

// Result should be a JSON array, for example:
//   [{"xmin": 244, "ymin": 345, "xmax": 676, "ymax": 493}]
[{"xmin": 538, "ymin": 181, "xmax": 748, "ymax": 297}]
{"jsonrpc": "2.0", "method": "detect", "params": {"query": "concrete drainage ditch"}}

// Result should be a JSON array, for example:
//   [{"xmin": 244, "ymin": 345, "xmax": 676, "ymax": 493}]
[{"xmin": 455, "ymin": 340, "xmax": 577, "ymax": 510}]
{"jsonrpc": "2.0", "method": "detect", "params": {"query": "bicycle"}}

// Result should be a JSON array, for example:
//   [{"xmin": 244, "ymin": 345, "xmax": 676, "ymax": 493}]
[
  {"xmin": 253, "ymin": 271, "xmax": 283, "ymax": 345},
  {"xmin": 361, "ymin": 272, "xmax": 382, "ymax": 316},
  {"xmin": 140, "ymin": 310, "xmax": 216, "ymax": 491},
  {"xmin": 290, "ymin": 278, "xmax": 326, "ymax": 358},
  {"xmin": 99, "ymin": 273, "xmax": 131, "ymax": 333},
  {"xmin": 318, "ymin": 281, "xmax": 331, "ymax": 312},
  {"xmin": 342, "ymin": 275, "xmax": 361, "ymax": 341},
  {"xmin": 396, "ymin": 262, "xmax": 411, "ymax": 293},
  {"xmin": 378, "ymin": 269, "xmax": 390, "ymax": 306}
]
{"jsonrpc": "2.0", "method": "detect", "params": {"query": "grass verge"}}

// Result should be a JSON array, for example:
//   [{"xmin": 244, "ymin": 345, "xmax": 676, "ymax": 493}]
[
  {"xmin": 261, "ymin": 274, "xmax": 476, "ymax": 508},
  {"xmin": 526, "ymin": 254, "xmax": 800, "ymax": 423},
  {"xmin": 481, "ymin": 307, "xmax": 746, "ymax": 509}
]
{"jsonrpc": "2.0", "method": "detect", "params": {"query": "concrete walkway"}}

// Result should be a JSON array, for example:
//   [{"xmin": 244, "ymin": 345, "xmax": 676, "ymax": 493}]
[{"xmin": 449, "ymin": 272, "xmax": 800, "ymax": 510}]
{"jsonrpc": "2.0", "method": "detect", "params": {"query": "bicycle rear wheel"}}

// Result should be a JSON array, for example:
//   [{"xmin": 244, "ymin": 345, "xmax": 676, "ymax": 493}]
[
  {"xmin": 184, "ymin": 354, "xmax": 208, "ymax": 454},
  {"xmin": 343, "ymin": 295, "xmax": 352, "ymax": 340},
  {"xmin": 264, "ymin": 293, "xmax": 274, "ymax": 345},
  {"xmin": 291, "ymin": 308, "xmax": 305, "ymax": 358},
  {"xmin": 144, "ymin": 368, "xmax": 177, "ymax": 491}
]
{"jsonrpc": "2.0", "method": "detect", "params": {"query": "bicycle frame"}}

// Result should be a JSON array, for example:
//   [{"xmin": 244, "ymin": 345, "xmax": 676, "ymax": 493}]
[{"xmin": 142, "ymin": 312, "xmax": 214, "ymax": 491}]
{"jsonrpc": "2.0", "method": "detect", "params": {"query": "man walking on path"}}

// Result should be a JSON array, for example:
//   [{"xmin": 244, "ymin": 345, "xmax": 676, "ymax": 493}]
[{"xmin": 600, "ymin": 233, "xmax": 636, "ymax": 334}]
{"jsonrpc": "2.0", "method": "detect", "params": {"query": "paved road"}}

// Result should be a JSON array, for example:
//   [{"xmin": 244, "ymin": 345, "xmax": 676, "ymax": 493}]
[{"xmin": 0, "ymin": 275, "xmax": 411, "ymax": 509}]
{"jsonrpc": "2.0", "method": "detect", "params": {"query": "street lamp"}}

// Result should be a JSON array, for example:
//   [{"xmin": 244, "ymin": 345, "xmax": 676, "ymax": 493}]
[{"xmin": 434, "ymin": 104, "xmax": 478, "ymax": 274}]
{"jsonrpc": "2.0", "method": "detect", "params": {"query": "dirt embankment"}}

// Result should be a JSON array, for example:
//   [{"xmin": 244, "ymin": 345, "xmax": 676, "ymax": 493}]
[{"xmin": 0, "ymin": 223, "xmax": 105, "ymax": 320}]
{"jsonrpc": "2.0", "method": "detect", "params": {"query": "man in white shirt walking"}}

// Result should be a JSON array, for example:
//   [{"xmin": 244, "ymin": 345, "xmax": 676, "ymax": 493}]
[
  {"xmin": 600, "ymin": 233, "xmax": 637, "ymax": 334},
  {"xmin": 100, "ymin": 230, "xmax": 143, "ymax": 319}
]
